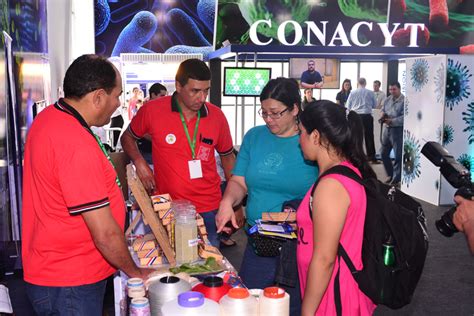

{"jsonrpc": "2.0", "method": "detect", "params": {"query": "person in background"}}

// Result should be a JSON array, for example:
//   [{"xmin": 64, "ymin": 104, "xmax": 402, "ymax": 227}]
[
  {"xmin": 453, "ymin": 195, "xmax": 474, "ymax": 255},
  {"xmin": 216, "ymin": 78, "xmax": 318, "ymax": 316},
  {"xmin": 346, "ymin": 77, "xmax": 379, "ymax": 163},
  {"xmin": 137, "ymin": 83, "xmax": 168, "ymax": 164},
  {"xmin": 300, "ymin": 60, "xmax": 323, "ymax": 89},
  {"xmin": 121, "ymin": 59, "xmax": 235, "ymax": 247},
  {"xmin": 302, "ymin": 88, "xmax": 316, "ymax": 109},
  {"xmin": 380, "ymin": 82, "xmax": 404, "ymax": 186},
  {"xmin": 298, "ymin": 100, "xmax": 377, "ymax": 316},
  {"xmin": 128, "ymin": 87, "xmax": 141, "ymax": 120},
  {"xmin": 22, "ymin": 54, "xmax": 153, "ymax": 315},
  {"xmin": 373, "ymin": 80, "xmax": 386, "ymax": 109},
  {"xmin": 148, "ymin": 82, "xmax": 167, "ymax": 100},
  {"xmin": 336, "ymin": 78, "xmax": 352, "ymax": 107}
]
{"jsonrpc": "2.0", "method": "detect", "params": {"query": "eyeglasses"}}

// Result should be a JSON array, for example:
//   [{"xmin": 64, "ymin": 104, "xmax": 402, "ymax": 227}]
[{"xmin": 258, "ymin": 108, "xmax": 289, "ymax": 119}]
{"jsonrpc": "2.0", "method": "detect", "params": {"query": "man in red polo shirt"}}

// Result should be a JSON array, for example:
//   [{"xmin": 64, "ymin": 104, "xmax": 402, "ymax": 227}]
[
  {"xmin": 121, "ymin": 59, "xmax": 236, "ymax": 247},
  {"xmin": 22, "ymin": 55, "xmax": 152, "ymax": 315}
]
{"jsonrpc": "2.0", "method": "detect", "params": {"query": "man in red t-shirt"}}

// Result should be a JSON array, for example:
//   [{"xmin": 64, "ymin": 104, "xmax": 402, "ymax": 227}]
[
  {"xmin": 121, "ymin": 59, "xmax": 236, "ymax": 247},
  {"xmin": 22, "ymin": 55, "xmax": 153, "ymax": 315}
]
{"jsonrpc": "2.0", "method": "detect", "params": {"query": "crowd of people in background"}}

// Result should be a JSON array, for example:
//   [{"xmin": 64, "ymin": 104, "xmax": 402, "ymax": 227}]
[{"xmin": 22, "ymin": 54, "xmax": 474, "ymax": 316}]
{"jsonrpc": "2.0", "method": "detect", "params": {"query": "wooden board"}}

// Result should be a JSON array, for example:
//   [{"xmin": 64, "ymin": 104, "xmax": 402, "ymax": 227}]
[{"xmin": 127, "ymin": 164, "xmax": 176, "ymax": 266}]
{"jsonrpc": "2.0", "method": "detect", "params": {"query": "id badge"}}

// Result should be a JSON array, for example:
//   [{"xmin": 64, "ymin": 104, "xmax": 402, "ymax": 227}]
[{"xmin": 188, "ymin": 160, "xmax": 203, "ymax": 179}]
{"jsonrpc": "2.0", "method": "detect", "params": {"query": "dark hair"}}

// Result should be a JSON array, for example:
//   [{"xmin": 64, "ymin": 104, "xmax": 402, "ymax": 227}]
[
  {"xmin": 303, "ymin": 88, "xmax": 313, "ymax": 103},
  {"xmin": 175, "ymin": 59, "xmax": 211, "ymax": 86},
  {"xmin": 299, "ymin": 100, "xmax": 376, "ymax": 179},
  {"xmin": 389, "ymin": 81, "xmax": 401, "ymax": 89},
  {"xmin": 63, "ymin": 54, "xmax": 117, "ymax": 99},
  {"xmin": 260, "ymin": 77, "xmax": 301, "ymax": 112},
  {"xmin": 339, "ymin": 79, "xmax": 352, "ymax": 93},
  {"xmin": 374, "ymin": 80, "xmax": 381, "ymax": 86},
  {"xmin": 149, "ymin": 83, "xmax": 167, "ymax": 96}
]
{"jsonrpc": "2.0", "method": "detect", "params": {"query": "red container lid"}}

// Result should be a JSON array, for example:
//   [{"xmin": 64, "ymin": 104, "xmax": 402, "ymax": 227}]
[
  {"xmin": 263, "ymin": 287, "xmax": 285, "ymax": 299},
  {"xmin": 227, "ymin": 287, "xmax": 249, "ymax": 299},
  {"xmin": 192, "ymin": 276, "xmax": 232, "ymax": 302}
]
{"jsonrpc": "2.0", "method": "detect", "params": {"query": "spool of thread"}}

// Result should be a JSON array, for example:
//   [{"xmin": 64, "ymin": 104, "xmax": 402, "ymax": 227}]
[
  {"xmin": 127, "ymin": 278, "xmax": 146, "ymax": 298},
  {"xmin": 148, "ymin": 276, "xmax": 192, "ymax": 316},
  {"xmin": 219, "ymin": 288, "xmax": 258, "ymax": 316},
  {"xmin": 259, "ymin": 287, "xmax": 290, "ymax": 316},
  {"xmin": 192, "ymin": 276, "xmax": 231, "ymax": 302},
  {"xmin": 130, "ymin": 297, "xmax": 151, "ymax": 316},
  {"xmin": 161, "ymin": 291, "xmax": 219, "ymax": 316}
]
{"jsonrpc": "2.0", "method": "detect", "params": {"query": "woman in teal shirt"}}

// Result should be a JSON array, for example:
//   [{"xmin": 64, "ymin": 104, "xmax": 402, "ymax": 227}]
[{"xmin": 216, "ymin": 78, "xmax": 318, "ymax": 316}]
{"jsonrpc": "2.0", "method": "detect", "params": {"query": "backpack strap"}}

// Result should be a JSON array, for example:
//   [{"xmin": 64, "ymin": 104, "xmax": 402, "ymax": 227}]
[{"xmin": 309, "ymin": 165, "xmax": 364, "ymax": 220}]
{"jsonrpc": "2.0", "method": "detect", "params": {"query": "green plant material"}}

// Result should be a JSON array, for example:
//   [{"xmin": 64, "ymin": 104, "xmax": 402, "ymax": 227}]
[
  {"xmin": 337, "ymin": 0, "xmax": 388, "ymax": 22},
  {"xmin": 169, "ymin": 257, "xmax": 221, "ymax": 275},
  {"xmin": 238, "ymin": 0, "xmax": 312, "ymax": 39}
]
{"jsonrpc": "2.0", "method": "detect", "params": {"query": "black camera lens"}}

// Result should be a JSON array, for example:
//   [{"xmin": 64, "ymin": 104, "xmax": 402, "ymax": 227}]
[{"xmin": 435, "ymin": 206, "xmax": 459, "ymax": 237}]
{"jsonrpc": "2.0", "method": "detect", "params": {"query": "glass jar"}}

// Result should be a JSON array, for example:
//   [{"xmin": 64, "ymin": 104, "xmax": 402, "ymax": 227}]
[{"xmin": 173, "ymin": 201, "xmax": 198, "ymax": 264}]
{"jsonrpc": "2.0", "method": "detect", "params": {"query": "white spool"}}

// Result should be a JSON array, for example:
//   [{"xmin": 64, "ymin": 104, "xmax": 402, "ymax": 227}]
[
  {"xmin": 127, "ymin": 278, "xmax": 146, "ymax": 298},
  {"xmin": 219, "ymin": 288, "xmax": 258, "ymax": 316},
  {"xmin": 259, "ymin": 287, "xmax": 290, "ymax": 316},
  {"xmin": 148, "ymin": 276, "xmax": 192, "ymax": 316}
]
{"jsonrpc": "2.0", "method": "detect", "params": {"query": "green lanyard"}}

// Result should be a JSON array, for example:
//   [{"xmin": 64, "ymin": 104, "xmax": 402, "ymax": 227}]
[
  {"xmin": 93, "ymin": 134, "xmax": 122, "ymax": 188},
  {"xmin": 177, "ymin": 104, "xmax": 200, "ymax": 159}
]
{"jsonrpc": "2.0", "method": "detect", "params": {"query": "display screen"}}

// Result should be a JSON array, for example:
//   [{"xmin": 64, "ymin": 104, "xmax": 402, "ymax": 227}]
[
  {"xmin": 289, "ymin": 58, "xmax": 340, "ymax": 89},
  {"xmin": 223, "ymin": 67, "xmax": 271, "ymax": 97}
]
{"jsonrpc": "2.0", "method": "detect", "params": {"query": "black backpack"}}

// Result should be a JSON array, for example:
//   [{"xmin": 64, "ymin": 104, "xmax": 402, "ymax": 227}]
[{"xmin": 310, "ymin": 165, "xmax": 429, "ymax": 314}]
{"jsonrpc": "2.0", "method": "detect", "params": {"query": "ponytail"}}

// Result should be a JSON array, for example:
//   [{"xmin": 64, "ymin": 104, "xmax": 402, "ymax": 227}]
[
  {"xmin": 346, "ymin": 111, "xmax": 376, "ymax": 179},
  {"xmin": 300, "ymin": 101, "xmax": 377, "ymax": 180}
]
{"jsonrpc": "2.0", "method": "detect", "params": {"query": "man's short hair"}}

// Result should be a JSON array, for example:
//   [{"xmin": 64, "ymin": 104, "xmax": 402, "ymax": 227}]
[
  {"xmin": 63, "ymin": 54, "xmax": 117, "ymax": 99},
  {"xmin": 149, "ymin": 83, "xmax": 167, "ymax": 96},
  {"xmin": 308, "ymin": 60, "xmax": 315, "ymax": 65},
  {"xmin": 358, "ymin": 78, "xmax": 367, "ymax": 86},
  {"xmin": 374, "ymin": 80, "xmax": 381, "ymax": 86},
  {"xmin": 389, "ymin": 81, "xmax": 401, "ymax": 89},
  {"xmin": 175, "ymin": 59, "xmax": 211, "ymax": 86}
]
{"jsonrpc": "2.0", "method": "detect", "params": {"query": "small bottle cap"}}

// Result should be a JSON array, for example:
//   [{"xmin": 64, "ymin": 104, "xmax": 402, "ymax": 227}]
[{"xmin": 228, "ymin": 287, "xmax": 249, "ymax": 299}]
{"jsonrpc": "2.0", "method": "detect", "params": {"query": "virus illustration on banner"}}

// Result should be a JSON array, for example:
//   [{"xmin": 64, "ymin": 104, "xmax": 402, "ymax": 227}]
[
  {"xmin": 436, "ymin": 124, "xmax": 455, "ymax": 145},
  {"xmin": 462, "ymin": 101, "xmax": 474, "ymax": 144},
  {"xmin": 402, "ymin": 130, "xmax": 421, "ymax": 187},
  {"xmin": 457, "ymin": 153, "xmax": 472, "ymax": 172},
  {"xmin": 410, "ymin": 59, "xmax": 429, "ymax": 92},
  {"xmin": 433, "ymin": 62, "xmax": 445, "ymax": 104},
  {"xmin": 446, "ymin": 58, "xmax": 472, "ymax": 110}
]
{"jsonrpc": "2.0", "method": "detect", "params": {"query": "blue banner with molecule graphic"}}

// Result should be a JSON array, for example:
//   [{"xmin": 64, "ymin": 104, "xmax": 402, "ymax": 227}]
[
  {"xmin": 215, "ymin": 0, "xmax": 474, "ymax": 53},
  {"xmin": 94, "ymin": 0, "xmax": 216, "ymax": 59}
]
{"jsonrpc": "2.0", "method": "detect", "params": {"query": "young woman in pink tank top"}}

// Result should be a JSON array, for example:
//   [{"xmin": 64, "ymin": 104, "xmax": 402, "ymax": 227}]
[{"xmin": 297, "ymin": 100, "xmax": 377, "ymax": 316}]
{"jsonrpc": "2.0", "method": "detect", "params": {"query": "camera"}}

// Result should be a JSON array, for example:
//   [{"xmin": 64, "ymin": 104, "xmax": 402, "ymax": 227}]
[
  {"xmin": 378, "ymin": 114, "xmax": 388, "ymax": 124},
  {"xmin": 421, "ymin": 142, "xmax": 474, "ymax": 237}
]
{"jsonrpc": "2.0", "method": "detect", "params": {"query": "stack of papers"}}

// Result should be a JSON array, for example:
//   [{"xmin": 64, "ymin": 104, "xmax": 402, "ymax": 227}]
[{"xmin": 255, "ymin": 220, "xmax": 297, "ymax": 239}]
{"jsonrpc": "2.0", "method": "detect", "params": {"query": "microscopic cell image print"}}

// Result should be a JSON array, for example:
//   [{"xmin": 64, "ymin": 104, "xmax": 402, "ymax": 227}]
[
  {"xmin": 436, "ymin": 124, "xmax": 455, "ymax": 145},
  {"xmin": 410, "ymin": 59, "xmax": 429, "ymax": 92},
  {"xmin": 433, "ymin": 62, "xmax": 445, "ymax": 104},
  {"xmin": 462, "ymin": 101, "xmax": 474, "ymax": 144},
  {"xmin": 95, "ymin": 0, "xmax": 111, "ymax": 36},
  {"xmin": 446, "ymin": 58, "xmax": 472, "ymax": 110},
  {"xmin": 403, "ymin": 130, "xmax": 421, "ymax": 187}
]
